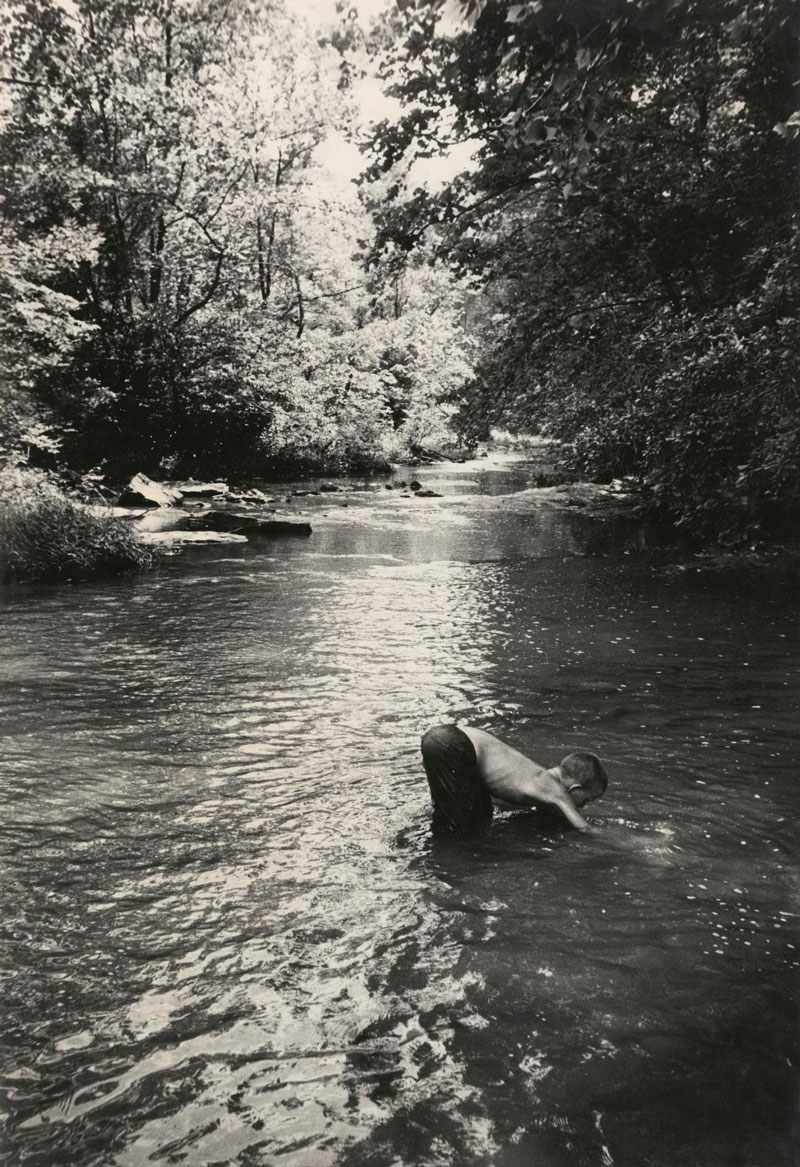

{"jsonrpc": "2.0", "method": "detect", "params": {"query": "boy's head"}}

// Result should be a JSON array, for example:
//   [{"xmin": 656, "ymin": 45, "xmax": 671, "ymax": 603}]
[{"xmin": 555, "ymin": 751, "xmax": 608, "ymax": 808}]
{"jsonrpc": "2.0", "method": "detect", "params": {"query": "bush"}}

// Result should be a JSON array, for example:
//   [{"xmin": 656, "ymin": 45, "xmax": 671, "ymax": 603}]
[{"xmin": 1, "ymin": 466, "xmax": 156, "ymax": 582}]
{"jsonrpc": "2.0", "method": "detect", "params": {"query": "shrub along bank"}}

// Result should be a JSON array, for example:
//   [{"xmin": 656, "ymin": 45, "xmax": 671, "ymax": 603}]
[{"xmin": 2, "ymin": 467, "xmax": 156, "ymax": 583}]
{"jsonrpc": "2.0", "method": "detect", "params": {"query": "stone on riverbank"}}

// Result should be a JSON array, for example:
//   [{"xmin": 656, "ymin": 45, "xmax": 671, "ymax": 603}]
[
  {"xmin": 550, "ymin": 483, "xmax": 640, "ymax": 514},
  {"xmin": 118, "ymin": 473, "xmax": 184, "ymax": 508}
]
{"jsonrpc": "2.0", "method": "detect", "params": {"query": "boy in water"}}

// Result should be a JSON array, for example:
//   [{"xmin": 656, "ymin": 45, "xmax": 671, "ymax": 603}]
[{"xmin": 420, "ymin": 724, "xmax": 608, "ymax": 835}]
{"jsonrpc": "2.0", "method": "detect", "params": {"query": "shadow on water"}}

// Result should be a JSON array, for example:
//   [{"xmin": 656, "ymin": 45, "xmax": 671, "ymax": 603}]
[{"xmin": 340, "ymin": 815, "xmax": 798, "ymax": 1167}]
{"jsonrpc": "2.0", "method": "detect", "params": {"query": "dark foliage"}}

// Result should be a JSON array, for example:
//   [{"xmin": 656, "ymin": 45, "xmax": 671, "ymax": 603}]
[{"xmin": 367, "ymin": 0, "xmax": 800, "ymax": 545}]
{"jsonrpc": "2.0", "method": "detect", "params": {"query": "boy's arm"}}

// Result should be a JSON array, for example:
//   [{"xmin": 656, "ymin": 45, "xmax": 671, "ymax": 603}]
[
  {"xmin": 530, "ymin": 771, "xmax": 592, "ymax": 832},
  {"xmin": 549, "ymin": 796, "xmax": 591, "ymax": 832},
  {"xmin": 489, "ymin": 768, "xmax": 592, "ymax": 830}
]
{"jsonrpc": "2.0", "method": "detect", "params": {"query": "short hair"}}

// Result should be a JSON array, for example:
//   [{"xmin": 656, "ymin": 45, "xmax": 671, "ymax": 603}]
[{"xmin": 559, "ymin": 751, "xmax": 608, "ymax": 795}]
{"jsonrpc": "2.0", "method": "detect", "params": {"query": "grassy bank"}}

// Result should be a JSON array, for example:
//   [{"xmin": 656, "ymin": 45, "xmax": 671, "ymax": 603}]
[{"xmin": 2, "ymin": 466, "xmax": 156, "ymax": 583}]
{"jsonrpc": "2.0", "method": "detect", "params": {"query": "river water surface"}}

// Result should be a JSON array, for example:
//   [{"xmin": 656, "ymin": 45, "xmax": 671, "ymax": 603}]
[{"xmin": 3, "ymin": 457, "xmax": 798, "ymax": 1167}]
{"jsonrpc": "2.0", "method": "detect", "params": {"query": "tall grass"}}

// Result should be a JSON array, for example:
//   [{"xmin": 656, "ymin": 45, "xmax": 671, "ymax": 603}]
[{"xmin": 2, "ymin": 466, "xmax": 156, "ymax": 583}]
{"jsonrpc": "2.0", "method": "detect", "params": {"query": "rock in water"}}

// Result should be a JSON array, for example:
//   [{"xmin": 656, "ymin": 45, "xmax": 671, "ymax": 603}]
[
  {"xmin": 189, "ymin": 509, "xmax": 312, "ymax": 537},
  {"xmin": 176, "ymin": 480, "xmax": 229, "ymax": 498},
  {"xmin": 138, "ymin": 530, "xmax": 247, "ymax": 545},
  {"xmin": 118, "ymin": 473, "xmax": 183, "ymax": 508},
  {"xmin": 134, "ymin": 508, "xmax": 188, "ymax": 532},
  {"xmin": 85, "ymin": 504, "xmax": 147, "ymax": 520},
  {"xmin": 245, "ymin": 518, "xmax": 312, "ymax": 537}
]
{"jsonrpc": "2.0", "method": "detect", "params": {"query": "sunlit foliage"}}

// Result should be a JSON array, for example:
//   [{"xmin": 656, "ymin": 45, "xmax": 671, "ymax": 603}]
[{"xmin": 1, "ymin": 0, "xmax": 473, "ymax": 480}]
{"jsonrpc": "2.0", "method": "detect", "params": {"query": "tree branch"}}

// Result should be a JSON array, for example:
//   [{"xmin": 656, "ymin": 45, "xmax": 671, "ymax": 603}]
[
  {"xmin": 173, "ymin": 250, "xmax": 225, "ymax": 328},
  {"xmin": 2, "ymin": 77, "xmax": 49, "ymax": 88},
  {"xmin": 303, "ymin": 282, "xmax": 367, "ymax": 304},
  {"xmin": 550, "ymin": 296, "xmax": 666, "ymax": 328}
]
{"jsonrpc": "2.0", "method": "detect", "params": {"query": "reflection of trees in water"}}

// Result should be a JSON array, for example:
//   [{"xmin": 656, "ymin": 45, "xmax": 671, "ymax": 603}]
[
  {"xmin": 338, "ymin": 826, "xmax": 797, "ymax": 1167},
  {"xmin": 561, "ymin": 510, "xmax": 657, "ymax": 558}
]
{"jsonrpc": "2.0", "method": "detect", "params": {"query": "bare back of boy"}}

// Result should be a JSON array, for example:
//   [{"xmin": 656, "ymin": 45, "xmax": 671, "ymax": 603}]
[{"xmin": 460, "ymin": 726, "xmax": 594, "ymax": 831}]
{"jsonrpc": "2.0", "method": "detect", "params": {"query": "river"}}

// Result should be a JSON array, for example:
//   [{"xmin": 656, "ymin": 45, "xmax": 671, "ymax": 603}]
[{"xmin": 2, "ymin": 456, "xmax": 798, "ymax": 1167}]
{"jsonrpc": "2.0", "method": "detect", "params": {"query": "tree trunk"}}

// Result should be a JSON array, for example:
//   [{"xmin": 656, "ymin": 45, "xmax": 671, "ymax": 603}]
[
  {"xmin": 254, "ymin": 152, "xmax": 282, "ymax": 303},
  {"xmin": 295, "ymin": 274, "xmax": 304, "ymax": 338},
  {"xmin": 256, "ymin": 217, "xmax": 268, "ymax": 302},
  {"xmin": 148, "ymin": 217, "xmax": 166, "ymax": 305},
  {"xmin": 148, "ymin": 20, "xmax": 172, "ymax": 307}
]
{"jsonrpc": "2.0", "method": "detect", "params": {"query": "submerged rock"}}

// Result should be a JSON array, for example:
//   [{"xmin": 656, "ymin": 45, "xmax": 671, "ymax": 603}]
[
  {"xmin": 449, "ymin": 482, "xmax": 639, "ymax": 517},
  {"xmin": 135, "ymin": 508, "xmax": 188, "ymax": 532},
  {"xmin": 176, "ymin": 480, "xmax": 229, "ymax": 498},
  {"xmin": 138, "ymin": 530, "xmax": 247, "ymax": 546},
  {"xmin": 415, "ymin": 489, "xmax": 442, "ymax": 498},
  {"xmin": 118, "ymin": 473, "xmax": 183, "ymax": 508},
  {"xmin": 86, "ymin": 504, "xmax": 147, "ymax": 520},
  {"xmin": 227, "ymin": 489, "xmax": 276, "ymax": 505},
  {"xmin": 189, "ymin": 509, "xmax": 312, "ymax": 537}
]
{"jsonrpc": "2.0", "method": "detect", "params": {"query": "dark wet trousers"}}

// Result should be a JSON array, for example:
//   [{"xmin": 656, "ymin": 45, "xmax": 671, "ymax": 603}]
[{"xmin": 420, "ymin": 725, "xmax": 493, "ymax": 836}]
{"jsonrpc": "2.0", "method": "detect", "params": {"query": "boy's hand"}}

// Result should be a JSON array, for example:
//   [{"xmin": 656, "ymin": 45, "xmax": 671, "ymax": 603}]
[{"xmin": 554, "ymin": 798, "xmax": 592, "ymax": 831}]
